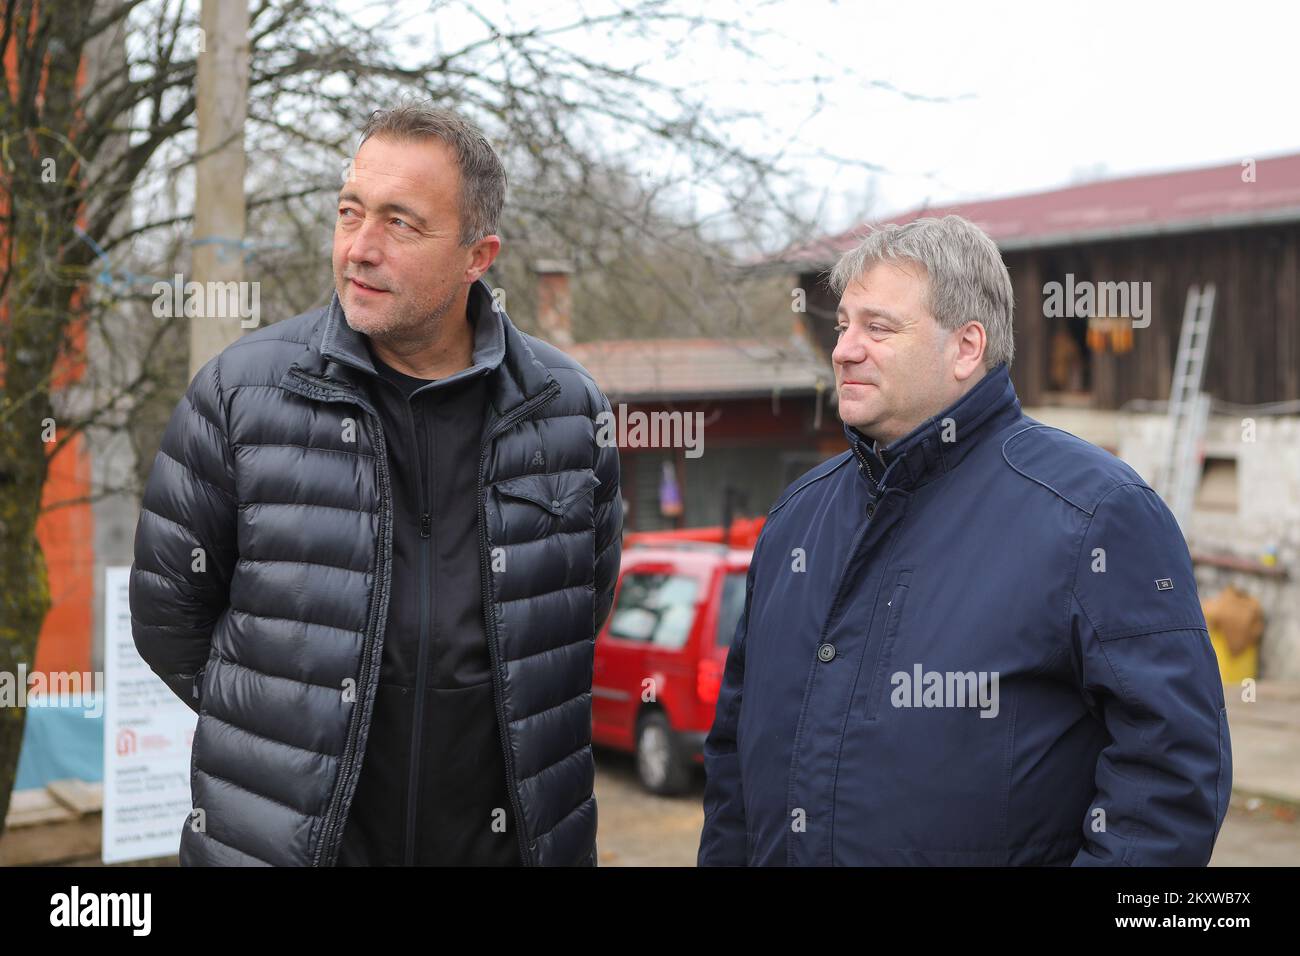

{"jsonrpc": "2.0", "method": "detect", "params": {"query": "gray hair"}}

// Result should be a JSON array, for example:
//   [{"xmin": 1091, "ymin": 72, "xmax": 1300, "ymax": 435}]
[
  {"xmin": 358, "ymin": 102, "xmax": 507, "ymax": 246},
  {"xmin": 827, "ymin": 215, "xmax": 1015, "ymax": 368}
]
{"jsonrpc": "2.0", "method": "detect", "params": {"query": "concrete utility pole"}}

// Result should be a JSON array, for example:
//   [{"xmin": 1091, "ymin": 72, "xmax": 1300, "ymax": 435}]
[{"xmin": 190, "ymin": 0, "xmax": 250, "ymax": 378}]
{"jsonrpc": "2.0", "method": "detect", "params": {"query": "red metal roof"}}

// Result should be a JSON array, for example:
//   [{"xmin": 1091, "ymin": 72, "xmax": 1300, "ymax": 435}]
[{"xmin": 781, "ymin": 151, "xmax": 1300, "ymax": 265}]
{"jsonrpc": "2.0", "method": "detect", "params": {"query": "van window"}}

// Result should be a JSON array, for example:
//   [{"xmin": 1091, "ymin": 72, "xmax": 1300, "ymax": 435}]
[
  {"xmin": 608, "ymin": 574, "xmax": 700, "ymax": 649},
  {"xmin": 716, "ymin": 572, "xmax": 747, "ymax": 648}
]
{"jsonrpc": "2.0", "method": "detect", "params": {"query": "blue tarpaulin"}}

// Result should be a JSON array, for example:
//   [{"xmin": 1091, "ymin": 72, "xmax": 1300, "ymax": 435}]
[{"xmin": 13, "ymin": 695, "xmax": 104, "ymax": 790}]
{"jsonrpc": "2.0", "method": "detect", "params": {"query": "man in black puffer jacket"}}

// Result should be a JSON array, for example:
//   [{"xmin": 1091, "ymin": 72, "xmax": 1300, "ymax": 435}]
[{"xmin": 129, "ymin": 104, "xmax": 622, "ymax": 866}]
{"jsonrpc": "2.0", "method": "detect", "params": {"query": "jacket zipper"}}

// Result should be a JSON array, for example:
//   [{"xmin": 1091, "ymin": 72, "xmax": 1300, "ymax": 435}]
[
  {"xmin": 864, "ymin": 572, "xmax": 911, "ymax": 721},
  {"xmin": 852, "ymin": 439, "xmax": 877, "ymax": 488},
  {"xmin": 477, "ymin": 380, "xmax": 561, "ymax": 867},
  {"xmin": 286, "ymin": 369, "xmax": 393, "ymax": 867},
  {"xmin": 404, "ymin": 397, "xmax": 432, "ymax": 866}
]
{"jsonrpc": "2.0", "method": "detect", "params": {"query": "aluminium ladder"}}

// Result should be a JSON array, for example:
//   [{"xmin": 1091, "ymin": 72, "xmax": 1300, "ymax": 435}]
[{"xmin": 1156, "ymin": 283, "xmax": 1216, "ymax": 529}]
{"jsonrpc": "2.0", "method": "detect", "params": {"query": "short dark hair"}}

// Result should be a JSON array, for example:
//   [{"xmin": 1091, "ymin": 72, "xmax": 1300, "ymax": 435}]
[{"xmin": 357, "ymin": 102, "xmax": 507, "ymax": 245}]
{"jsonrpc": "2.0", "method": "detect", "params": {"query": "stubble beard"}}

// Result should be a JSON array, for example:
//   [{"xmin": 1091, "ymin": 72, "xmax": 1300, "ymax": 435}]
[{"xmin": 340, "ymin": 279, "xmax": 461, "ymax": 347}]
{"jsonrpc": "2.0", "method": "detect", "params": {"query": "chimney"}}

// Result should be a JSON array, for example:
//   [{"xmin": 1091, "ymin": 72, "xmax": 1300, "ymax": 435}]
[{"xmin": 533, "ymin": 259, "xmax": 575, "ymax": 347}]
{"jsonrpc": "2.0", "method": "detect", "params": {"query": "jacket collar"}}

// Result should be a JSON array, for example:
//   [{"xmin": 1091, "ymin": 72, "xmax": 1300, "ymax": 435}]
[
  {"xmin": 283, "ymin": 278, "xmax": 555, "ymax": 420},
  {"xmin": 844, "ymin": 362, "xmax": 1021, "ymax": 493}
]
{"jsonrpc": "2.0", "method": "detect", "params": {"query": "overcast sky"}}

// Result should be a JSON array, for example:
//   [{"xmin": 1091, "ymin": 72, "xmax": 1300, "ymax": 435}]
[
  {"xmin": 694, "ymin": 0, "xmax": 1300, "ymax": 229},
  {"xmin": 380, "ymin": 0, "xmax": 1300, "ymax": 237}
]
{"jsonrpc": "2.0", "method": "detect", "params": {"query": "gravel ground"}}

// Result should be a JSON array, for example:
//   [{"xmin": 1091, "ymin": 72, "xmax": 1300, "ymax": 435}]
[{"xmin": 593, "ymin": 749, "xmax": 1300, "ymax": 867}]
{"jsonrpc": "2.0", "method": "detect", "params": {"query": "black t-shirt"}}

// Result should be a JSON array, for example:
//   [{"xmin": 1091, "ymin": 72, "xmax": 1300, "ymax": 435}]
[{"xmin": 374, "ymin": 357, "xmax": 432, "ymax": 397}]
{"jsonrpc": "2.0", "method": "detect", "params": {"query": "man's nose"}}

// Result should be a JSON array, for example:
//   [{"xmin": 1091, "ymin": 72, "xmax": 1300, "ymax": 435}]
[
  {"xmin": 345, "ymin": 217, "xmax": 384, "ymax": 265},
  {"xmin": 833, "ymin": 326, "xmax": 867, "ymax": 368}
]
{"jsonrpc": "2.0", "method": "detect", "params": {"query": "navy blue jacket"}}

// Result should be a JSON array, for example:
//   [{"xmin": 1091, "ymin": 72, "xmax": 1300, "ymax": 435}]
[{"xmin": 699, "ymin": 364, "xmax": 1231, "ymax": 866}]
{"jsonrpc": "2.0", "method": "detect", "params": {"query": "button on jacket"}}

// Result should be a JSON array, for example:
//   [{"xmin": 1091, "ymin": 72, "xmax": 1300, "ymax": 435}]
[
  {"xmin": 129, "ymin": 279, "xmax": 623, "ymax": 866},
  {"xmin": 699, "ymin": 363, "xmax": 1230, "ymax": 866}
]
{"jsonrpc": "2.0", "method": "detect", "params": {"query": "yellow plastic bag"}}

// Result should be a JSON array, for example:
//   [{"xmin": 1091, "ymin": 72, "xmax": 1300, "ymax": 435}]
[{"xmin": 1208, "ymin": 627, "xmax": 1258, "ymax": 685}]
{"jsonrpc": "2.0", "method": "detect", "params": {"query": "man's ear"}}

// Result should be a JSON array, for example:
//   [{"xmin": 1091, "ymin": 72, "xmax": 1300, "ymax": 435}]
[
  {"xmin": 953, "ymin": 321, "xmax": 987, "ymax": 382},
  {"xmin": 465, "ymin": 235, "xmax": 502, "ymax": 284}
]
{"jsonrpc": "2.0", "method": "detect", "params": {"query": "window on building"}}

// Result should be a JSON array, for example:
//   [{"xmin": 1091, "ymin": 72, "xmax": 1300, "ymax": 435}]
[
  {"xmin": 1043, "ymin": 255, "xmax": 1094, "ymax": 399},
  {"xmin": 1195, "ymin": 456, "xmax": 1239, "ymax": 513}
]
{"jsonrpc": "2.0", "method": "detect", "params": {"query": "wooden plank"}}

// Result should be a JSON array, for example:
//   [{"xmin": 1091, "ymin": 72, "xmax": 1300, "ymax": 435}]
[
  {"xmin": 1278, "ymin": 226, "xmax": 1299, "ymax": 402},
  {"xmin": 0, "ymin": 813, "xmax": 101, "ymax": 867},
  {"xmin": 4, "ymin": 788, "xmax": 75, "ymax": 829},
  {"xmin": 47, "ymin": 778, "xmax": 103, "ymax": 816},
  {"xmin": 1193, "ymin": 551, "xmax": 1289, "ymax": 579},
  {"xmin": 1008, "ymin": 252, "xmax": 1044, "ymax": 405}
]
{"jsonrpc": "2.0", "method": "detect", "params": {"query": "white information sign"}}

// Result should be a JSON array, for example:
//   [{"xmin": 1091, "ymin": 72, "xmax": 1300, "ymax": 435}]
[{"xmin": 101, "ymin": 566, "xmax": 198, "ymax": 864}]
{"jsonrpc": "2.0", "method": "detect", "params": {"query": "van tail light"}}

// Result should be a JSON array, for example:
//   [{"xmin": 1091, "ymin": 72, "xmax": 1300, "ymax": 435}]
[{"xmin": 697, "ymin": 658, "xmax": 724, "ymax": 704}]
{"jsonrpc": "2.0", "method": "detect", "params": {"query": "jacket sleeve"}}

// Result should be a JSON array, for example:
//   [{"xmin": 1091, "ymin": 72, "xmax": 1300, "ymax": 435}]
[
  {"xmin": 1069, "ymin": 482, "xmax": 1231, "ymax": 866},
  {"xmin": 591, "ymin": 387, "xmax": 623, "ymax": 634},
  {"xmin": 698, "ymin": 534, "xmax": 763, "ymax": 866},
  {"xmin": 129, "ymin": 355, "xmax": 239, "ymax": 715}
]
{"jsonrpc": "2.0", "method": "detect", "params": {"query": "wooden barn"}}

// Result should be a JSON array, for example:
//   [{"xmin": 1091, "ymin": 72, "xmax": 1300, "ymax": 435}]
[{"xmin": 783, "ymin": 152, "xmax": 1300, "ymax": 412}]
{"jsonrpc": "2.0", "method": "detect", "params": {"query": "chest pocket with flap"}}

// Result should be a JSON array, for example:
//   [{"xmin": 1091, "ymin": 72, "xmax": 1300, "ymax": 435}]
[{"xmin": 492, "ymin": 469, "xmax": 601, "ymax": 538}]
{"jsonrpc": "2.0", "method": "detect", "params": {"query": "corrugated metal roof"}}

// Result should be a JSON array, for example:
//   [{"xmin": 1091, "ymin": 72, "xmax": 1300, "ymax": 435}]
[
  {"xmin": 563, "ymin": 336, "xmax": 833, "ymax": 401},
  {"xmin": 778, "ymin": 151, "xmax": 1300, "ymax": 266}
]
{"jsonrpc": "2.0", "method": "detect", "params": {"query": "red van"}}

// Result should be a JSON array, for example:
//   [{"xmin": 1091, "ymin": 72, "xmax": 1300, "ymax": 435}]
[{"xmin": 592, "ymin": 519, "xmax": 763, "ymax": 794}]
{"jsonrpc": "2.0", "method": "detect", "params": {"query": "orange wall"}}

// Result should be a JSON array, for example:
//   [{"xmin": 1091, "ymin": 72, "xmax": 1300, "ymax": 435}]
[
  {"xmin": 4, "ymin": 8, "xmax": 97, "ymax": 676},
  {"xmin": 34, "ymin": 434, "xmax": 95, "ymax": 675}
]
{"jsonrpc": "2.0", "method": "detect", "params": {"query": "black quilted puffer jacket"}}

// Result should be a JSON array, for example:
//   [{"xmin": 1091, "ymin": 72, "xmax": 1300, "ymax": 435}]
[{"xmin": 129, "ymin": 282, "xmax": 623, "ymax": 866}]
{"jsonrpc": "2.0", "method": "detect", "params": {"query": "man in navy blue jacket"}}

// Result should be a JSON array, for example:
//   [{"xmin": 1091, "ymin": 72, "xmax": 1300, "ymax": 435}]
[{"xmin": 698, "ymin": 215, "xmax": 1230, "ymax": 866}]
